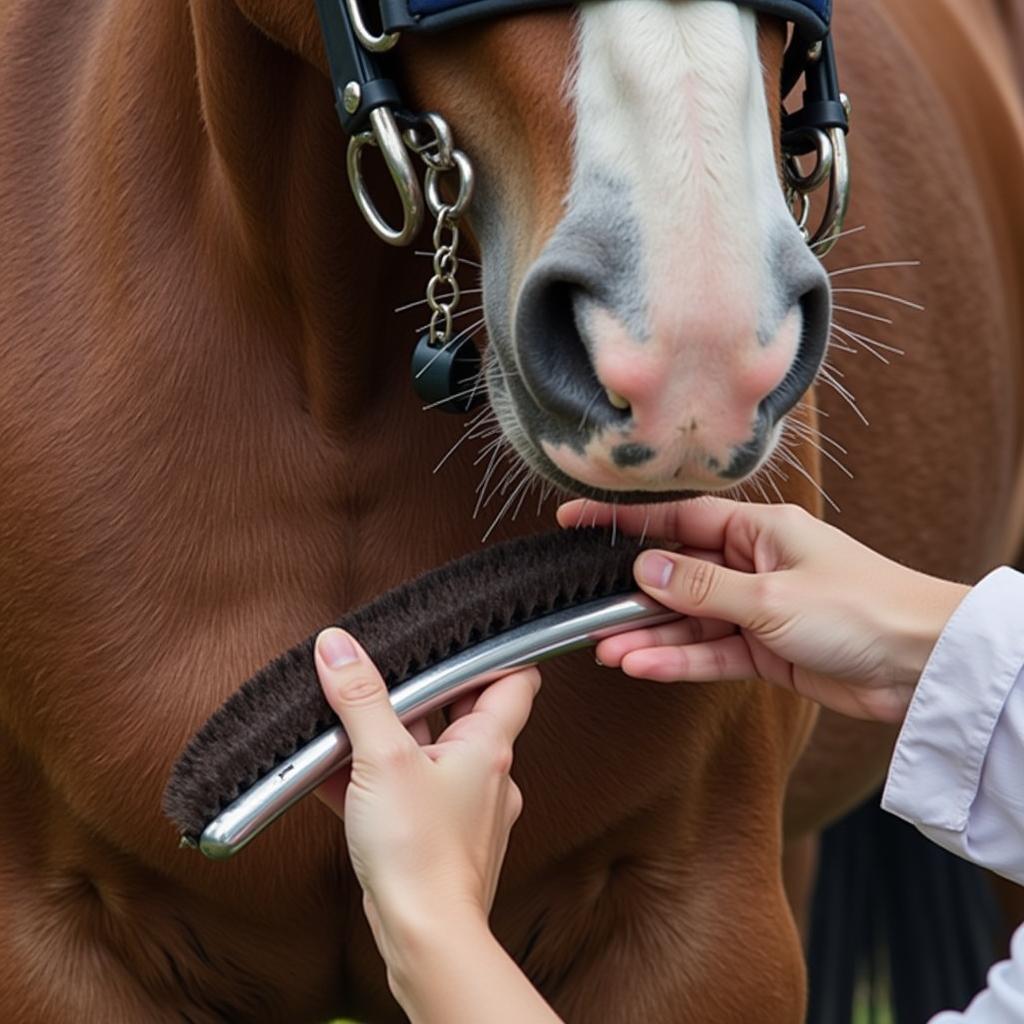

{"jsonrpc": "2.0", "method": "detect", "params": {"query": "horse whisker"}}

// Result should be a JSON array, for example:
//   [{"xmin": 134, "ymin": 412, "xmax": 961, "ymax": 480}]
[
  {"xmin": 757, "ymin": 463, "xmax": 788, "ymax": 502},
  {"xmin": 828, "ymin": 340, "xmax": 858, "ymax": 354},
  {"xmin": 474, "ymin": 444, "xmax": 508, "ymax": 518},
  {"xmin": 796, "ymin": 400, "xmax": 831, "ymax": 421},
  {"xmin": 787, "ymin": 417, "xmax": 849, "ymax": 454},
  {"xmin": 483, "ymin": 469, "xmax": 535, "ymax": 542},
  {"xmin": 415, "ymin": 249, "xmax": 483, "ymax": 270},
  {"xmin": 432, "ymin": 407, "xmax": 495, "ymax": 473},
  {"xmin": 750, "ymin": 474, "xmax": 773, "ymax": 503},
  {"xmin": 536, "ymin": 481, "xmax": 556, "ymax": 518},
  {"xmin": 511, "ymin": 475, "xmax": 535, "ymax": 522},
  {"xmin": 831, "ymin": 321, "xmax": 906, "ymax": 358},
  {"xmin": 421, "ymin": 375, "xmax": 490, "ymax": 412},
  {"xmin": 776, "ymin": 448, "xmax": 841, "ymax": 513},
  {"xmin": 831, "ymin": 329, "xmax": 889, "ymax": 365},
  {"xmin": 413, "ymin": 318, "xmax": 488, "ymax": 379},
  {"xmin": 415, "ymin": 305, "xmax": 486, "ymax": 334},
  {"xmin": 637, "ymin": 509, "xmax": 652, "ymax": 545},
  {"xmin": 828, "ymin": 259, "xmax": 920, "ymax": 279},
  {"xmin": 831, "ymin": 287, "xmax": 924, "ymax": 311},
  {"xmin": 395, "ymin": 288, "xmax": 483, "ymax": 314},
  {"xmin": 783, "ymin": 422, "xmax": 854, "ymax": 479},
  {"xmin": 832, "ymin": 304, "xmax": 893, "ymax": 326},
  {"xmin": 818, "ymin": 368, "xmax": 870, "ymax": 427},
  {"xmin": 813, "ymin": 224, "xmax": 866, "ymax": 250}
]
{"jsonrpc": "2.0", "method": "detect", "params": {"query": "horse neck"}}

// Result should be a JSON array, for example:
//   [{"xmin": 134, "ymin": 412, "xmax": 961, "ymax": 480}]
[{"xmin": 104, "ymin": 0, "xmax": 415, "ymax": 431}]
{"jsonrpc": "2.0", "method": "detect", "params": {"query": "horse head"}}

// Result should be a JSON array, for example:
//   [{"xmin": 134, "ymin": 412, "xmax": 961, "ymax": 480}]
[{"xmin": 237, "ymin": 1, "xmax": 834, "ymax": 502}]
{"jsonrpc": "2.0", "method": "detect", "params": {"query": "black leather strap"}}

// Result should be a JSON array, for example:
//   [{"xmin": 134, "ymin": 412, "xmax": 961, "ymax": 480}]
[
  {"xmin": 314, "ymin": 0, "xmax": 402, "ymax": 134},
  {"xmin": 380, "ymin": 0, "xmax": 830, "ymax": 41},
  {"xmin": 782, "ymin": 34, "xmax": 849, "ymax": 151}
]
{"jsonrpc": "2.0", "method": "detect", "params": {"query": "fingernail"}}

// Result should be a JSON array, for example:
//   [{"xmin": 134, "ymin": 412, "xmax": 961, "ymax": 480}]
[
  {"xmin": 636, "ymin": 552, "xmax": 674, "ymax": 589},
  {"xmin": 318, "ymin": 629, "xmax": 358, "ymax": 669}
]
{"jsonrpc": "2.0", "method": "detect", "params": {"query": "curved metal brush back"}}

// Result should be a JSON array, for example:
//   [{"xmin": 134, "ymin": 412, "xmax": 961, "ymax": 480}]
[
  {"xmin": 164, "ymin": 527, "xmax": 676, "ymax": 858},
  {"xmin": 198, "ymin": 592, "xmax": 679, "ymax": 859}
]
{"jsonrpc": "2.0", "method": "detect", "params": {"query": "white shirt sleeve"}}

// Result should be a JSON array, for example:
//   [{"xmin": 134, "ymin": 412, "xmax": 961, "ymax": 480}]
[
  {"xmin": 879, "ymin": 566, "xmax": 1024, "ymax": 1024},
  {"xmin": 929, "ymin": 925, "xmax": 1024, "ymax": 1023},
  {"xmin": 881, "ymin": 566, "xmax": 1024, "ymax": 886}
]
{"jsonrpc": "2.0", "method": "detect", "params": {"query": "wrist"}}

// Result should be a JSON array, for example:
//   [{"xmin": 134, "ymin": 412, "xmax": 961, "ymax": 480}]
[
  {"xmin": 887, "ymin": 575, "xmax": 970, "ymax": 689},
  {"xmin": 374, "ymin": 897, "xmax": 494, "ymax": 998}
]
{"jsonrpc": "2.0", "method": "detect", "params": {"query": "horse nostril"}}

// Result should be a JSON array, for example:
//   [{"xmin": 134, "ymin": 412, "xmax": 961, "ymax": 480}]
[
  {"xmin": 515, "ymin": 273, "xmax": 628, "ymax": 429},
  {"xmin": 761, "ymin": 275, "xmax": 832, "ymax": 425}
]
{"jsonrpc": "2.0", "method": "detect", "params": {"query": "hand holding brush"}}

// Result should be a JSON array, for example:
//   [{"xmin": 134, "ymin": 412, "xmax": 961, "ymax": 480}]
[
  {"xmin": 311, "ymin": 629, "xmax": 560, "ymax": 1024},
  {"xmin": 558, "ymin": 498, "xmax": 969, "ymax": 724}
]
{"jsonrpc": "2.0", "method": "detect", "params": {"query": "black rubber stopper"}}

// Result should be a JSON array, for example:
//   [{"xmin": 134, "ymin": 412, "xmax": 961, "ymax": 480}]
[{"xmin": 411, "ymin": 332, "xmax": 487, "ymax": 414}]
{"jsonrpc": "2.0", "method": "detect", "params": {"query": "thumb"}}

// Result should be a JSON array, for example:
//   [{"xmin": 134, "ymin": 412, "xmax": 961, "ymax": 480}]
[
  {"xmin": 634, "ymin": 550, "xmax": 761, "ymax": 628},
  {"xmin": 315, "ymin": 628, "xmax": 414, "ymax": 761}
]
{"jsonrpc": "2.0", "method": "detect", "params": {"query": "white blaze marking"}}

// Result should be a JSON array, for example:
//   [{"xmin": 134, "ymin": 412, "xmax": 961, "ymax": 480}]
[{"xmin": 535, "ymin": 0, "xmax": 810, "ymax": 489}]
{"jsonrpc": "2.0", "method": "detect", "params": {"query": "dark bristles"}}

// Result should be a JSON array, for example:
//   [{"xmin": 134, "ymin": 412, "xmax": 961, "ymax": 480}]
[{"xmin": 163, "ymin": 527, "xmax": 651, "ymax": 843}]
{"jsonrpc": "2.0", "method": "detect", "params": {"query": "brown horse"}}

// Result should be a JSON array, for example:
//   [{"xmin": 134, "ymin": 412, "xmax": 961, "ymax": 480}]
[{"xmin": 1, "ymin": 1, "xmax": 1022, "ymax": 1022}]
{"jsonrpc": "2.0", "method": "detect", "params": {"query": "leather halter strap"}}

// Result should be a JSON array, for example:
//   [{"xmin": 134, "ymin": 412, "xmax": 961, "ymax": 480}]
[
  {"xmin": 318, "ymin": 0, "xmax": 843, "ymax": 138},
  {"xmin": 316, "ymin": 0, "xmax": 850, "ymax": 255},
  {"xmin": 381, "ymin": 0, "xmax": 831, "ymax": 40}
]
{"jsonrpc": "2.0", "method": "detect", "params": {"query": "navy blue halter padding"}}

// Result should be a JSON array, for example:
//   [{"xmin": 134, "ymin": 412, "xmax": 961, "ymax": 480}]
[{"xmin": 380, "ymin": 0, "xmax": 831, "ymax": 40}]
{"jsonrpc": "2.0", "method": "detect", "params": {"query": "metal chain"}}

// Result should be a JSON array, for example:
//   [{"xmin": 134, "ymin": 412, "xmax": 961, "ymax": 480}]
[
  {"xmin": 405, "ymin": 113, "xmax": 476, "ymax": 349},
  {"xmin": 426, "ymin": 208, "xmax": 461, "ymax": 347}
]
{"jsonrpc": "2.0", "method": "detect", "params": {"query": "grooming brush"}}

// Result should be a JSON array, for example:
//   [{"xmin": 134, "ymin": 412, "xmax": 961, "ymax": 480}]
[{"xmin": 164, "ymin": 528, "xmax": 681, "ymax": 860}]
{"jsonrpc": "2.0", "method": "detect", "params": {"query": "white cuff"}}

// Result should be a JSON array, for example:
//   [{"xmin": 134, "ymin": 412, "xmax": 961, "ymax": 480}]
[{"xmin": 882, "ymin": 567, "xmax": 1024, "ymax": 834}]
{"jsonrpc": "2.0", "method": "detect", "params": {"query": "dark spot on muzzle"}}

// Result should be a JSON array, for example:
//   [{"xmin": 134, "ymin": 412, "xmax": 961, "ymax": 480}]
[
  {"xmin": 721, "ymin": 427, "xmax": 768, "ymax": 480},
  {"xmin": 612, "ymin": 443, "xmax": 655, "ymax": 468}
]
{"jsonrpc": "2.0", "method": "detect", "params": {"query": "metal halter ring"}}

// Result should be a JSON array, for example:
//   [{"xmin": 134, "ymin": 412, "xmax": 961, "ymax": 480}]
[
  {"xmin": 347, "ymin": 107, "xmax": 425, "ymax": 246},
  {"xmin": 784, "ymin": 127, "xmax": 834, "ymax": 196},
  {"xmin": 783, "ymin": 102, "xmax": 851, "ymax": 256},
  {"xmin": 344, "ymin": 0, "xmax": 399, "ymax": 52},
  {"xmin": 816, "ymin": 123, "xmax": 851, "ymax": 254}
]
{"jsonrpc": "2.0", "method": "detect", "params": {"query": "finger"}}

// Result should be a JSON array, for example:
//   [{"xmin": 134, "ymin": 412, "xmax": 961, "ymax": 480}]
[
  {"xmin": 595, "ymin": 617, "xmax": 736, "ymax": 667},
  {"xmin": 679, "ymin": 547, "xmax": 726, "ymax": 567},
  {"xmin": 315, "ymin": 628, "xmax": 417, "ymax": 763},
  {"xmin": 620, "ymin": 635, "xmax": 759, "ymax": 683},
  {"xmin": 557, "ymin": 499, "xmax": 685, "ymax": 540},
  {"xmin": 633, "ymin": 551, "xmax": 771, "ymax": 629},
  {"xmin": 447, "ymin": 690, "xmax": 480, "ymax": 724},
  {"xmin": 558, "ymin": 496, "xmax": 755, "ymax": 550},
  {"xmin": 437, "ymin": 669, "xmax": 541, "ymax": 749}
]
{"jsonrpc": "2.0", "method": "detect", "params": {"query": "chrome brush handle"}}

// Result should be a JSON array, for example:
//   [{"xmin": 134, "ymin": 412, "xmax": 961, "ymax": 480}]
[{"xmin": 197, "ymin": 593, "xmax": 681, "ymax": 860}]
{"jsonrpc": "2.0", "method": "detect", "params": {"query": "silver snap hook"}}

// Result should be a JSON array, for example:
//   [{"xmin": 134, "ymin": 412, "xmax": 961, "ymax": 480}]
[{"xmin": 347, "ymin": 107, "xmax": 425, "ymax": 247}]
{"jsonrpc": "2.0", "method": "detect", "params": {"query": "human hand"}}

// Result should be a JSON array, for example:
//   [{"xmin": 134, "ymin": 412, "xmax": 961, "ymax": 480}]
[
  {"xmin": 558, "ymin": 499, "xmax": 970, "ymax": 723},
  {"xmin": 313, "ymin": 628, "xmax": 539, "ymax": 963}
]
